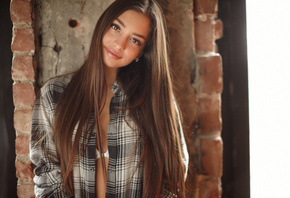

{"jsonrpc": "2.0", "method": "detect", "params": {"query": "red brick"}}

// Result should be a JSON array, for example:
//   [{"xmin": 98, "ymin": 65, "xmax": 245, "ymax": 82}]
[
  {"xmin": 17, "ymin": 184, "xmax": 35, "ymax": 198},
  {"xmin": 10, "ymin": 0, "xmax": 32, "ymax": 23},
  {"xmin": 199, "ymin": 176, "xmax": 222, "ymax": 198},
  {"xmin": 195, "ymin": 0, "xmax": 218, "ymax": 15},
  {"xmin": 214, "ymin": 19, "xmax": 223, "ymax": 40},
  {"xmin": 14, "ymin": 109, "xmax": 33, "ymax": 132},
  {"xmin": 12, "ymin": 56, "xmax": 35, "ymax": 80},
  {"xmin": 198, "ymin": 55, "xmax": 223, "ymax": 94},
  {"xmin": 198, "ymin": 97, "xmax": 221, "ymax": 133},
  {"xmin": 13, "ymin": 83, "xmax": 35, "ymax": 107},
  {"xmin": 15, "ymin": 160, "xmax": 34, "ymax": 182},
  {"xmin": 15, "ymin": 135, "xmax": 30, "ymax": 155},
  {"xmin": 11, "ymin": 28, "xmax": 35, "ymax": 52},
  {"xmin": 200, "ymin": 138, "xmax": 223, "ymax": 177},
  {"xmin": 195, "ymin": 19, "xmax": 215, "ymax": 52}
]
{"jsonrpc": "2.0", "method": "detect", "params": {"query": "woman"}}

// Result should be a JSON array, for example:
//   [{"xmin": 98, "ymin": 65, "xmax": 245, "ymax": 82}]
[{"xmin": 30, "ymin": 0, "xmax": 189, "ymax": 197}]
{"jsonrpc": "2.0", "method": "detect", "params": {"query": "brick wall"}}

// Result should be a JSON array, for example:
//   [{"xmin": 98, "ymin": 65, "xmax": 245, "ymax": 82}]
[
  {"xmin": 193, "ymin": 0, "xmax": 223, "ymax": 197},
  {"xmin": 10, "ymin": 0, "xmax": 223, "ymax": 197},
  {"xmin": 10, "ymin": 0, "xmax": 36, "ymax": 197}
]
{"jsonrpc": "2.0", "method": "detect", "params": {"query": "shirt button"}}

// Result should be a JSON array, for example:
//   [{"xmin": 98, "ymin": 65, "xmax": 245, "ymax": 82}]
[{"xmin": 89, "ymin": 167, "xmax": 95, "ymax": 171}]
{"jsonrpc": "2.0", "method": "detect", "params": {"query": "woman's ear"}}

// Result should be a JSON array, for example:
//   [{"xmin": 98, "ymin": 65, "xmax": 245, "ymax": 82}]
[{"xmin": 135, "ymin": 51, "xmax": 144, "ymax": 62}]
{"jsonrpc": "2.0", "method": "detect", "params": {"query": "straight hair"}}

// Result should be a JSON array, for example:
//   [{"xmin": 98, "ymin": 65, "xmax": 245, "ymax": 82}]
[{"xmin": 53, "ymin": 0, "xmax": 186, "ymax": 197}]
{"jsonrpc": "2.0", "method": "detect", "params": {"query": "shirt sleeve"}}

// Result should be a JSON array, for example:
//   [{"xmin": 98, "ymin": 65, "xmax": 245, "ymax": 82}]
[
  {"xmin": 178, "ymin": 118, "xmax": 189, "ymax": 180},
  {"xmin": 175, "ymin": 102, "xmax": 189, "ymax": 180},
  {"xmin": 30, "ymin": 83, "xmax": 69, "ymax": 198}
]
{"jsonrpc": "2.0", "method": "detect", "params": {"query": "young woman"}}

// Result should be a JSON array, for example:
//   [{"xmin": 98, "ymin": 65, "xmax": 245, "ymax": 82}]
[{"xmin": 30, "ymin": 0, "xmax": 189, "ymax": 197}]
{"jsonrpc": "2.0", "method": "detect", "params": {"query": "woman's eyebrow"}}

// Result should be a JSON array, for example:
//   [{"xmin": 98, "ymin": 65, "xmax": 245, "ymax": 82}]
[
  {"xmin": 116, "ymin": 18, "xmax": 146, "ymax": 40},
  {"xmin": 133, "ymin": 33, "xmax": 145, "ymax": 39},
  {"xmin": 116, "ymin": 18, "xmax": 126, "ymax": 28}
]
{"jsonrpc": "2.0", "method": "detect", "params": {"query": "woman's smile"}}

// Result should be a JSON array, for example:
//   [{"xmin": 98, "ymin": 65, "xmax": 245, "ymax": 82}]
[{"xmin": 104, "ymin": 47, "xmax": 122, "ymax": 59}]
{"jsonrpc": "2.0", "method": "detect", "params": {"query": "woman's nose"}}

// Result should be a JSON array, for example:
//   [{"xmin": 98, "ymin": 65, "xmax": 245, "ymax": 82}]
[{"xmin": 114, "ymin": 36, "xmax": 127, "ymax": 50}]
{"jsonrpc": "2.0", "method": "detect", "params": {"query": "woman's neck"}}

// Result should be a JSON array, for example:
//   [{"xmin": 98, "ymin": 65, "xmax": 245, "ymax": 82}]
[{"xmin": 104, "ymin": 66, "xmax": 118, "ymax": 89}]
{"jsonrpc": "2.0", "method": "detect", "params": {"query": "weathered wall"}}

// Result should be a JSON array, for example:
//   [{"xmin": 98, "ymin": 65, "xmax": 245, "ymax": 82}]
[
  {"xmin": 34, "ymin": 0, "xmax": 114, "ymax": 85},
  {"xmin": 10, "ymin": 0, "xmax": 223, "ymax": 197}
]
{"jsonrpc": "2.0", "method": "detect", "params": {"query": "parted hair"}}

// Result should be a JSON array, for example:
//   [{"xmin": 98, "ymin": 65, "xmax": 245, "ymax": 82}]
[{"xmin": 53, "ymin": 0, "xmax": 186, "ymax": 197}]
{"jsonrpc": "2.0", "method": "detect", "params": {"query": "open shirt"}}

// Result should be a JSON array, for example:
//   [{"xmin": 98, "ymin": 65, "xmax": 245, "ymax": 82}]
[{"xmin": 30, "ymin": 75, "xmax": 189, "ymax": 198}]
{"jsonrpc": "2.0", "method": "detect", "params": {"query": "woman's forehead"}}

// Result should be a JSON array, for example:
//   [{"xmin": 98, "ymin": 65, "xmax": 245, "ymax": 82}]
[{"xmin": 115, "ymin": 10, "xmax": 151, "ymax": 39}]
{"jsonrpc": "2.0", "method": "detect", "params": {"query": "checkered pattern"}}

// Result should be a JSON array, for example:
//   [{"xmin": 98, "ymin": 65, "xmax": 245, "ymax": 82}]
[{"xmin": 30, "ymin": 75, "xmax": 188, "ymax": 198}]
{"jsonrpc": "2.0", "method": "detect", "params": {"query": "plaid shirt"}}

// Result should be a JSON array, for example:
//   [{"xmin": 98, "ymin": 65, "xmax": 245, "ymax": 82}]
[{"xmin": 30, "ymin": 75, "xmax": 189, "ymax": 198}]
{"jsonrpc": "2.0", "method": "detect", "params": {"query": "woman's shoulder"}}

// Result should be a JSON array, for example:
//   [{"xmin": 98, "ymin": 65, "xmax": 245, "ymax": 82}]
[
  {"xmin": 43, "ymin": 74, "xmax": 73, "ymax": 87},
  {"xmin": 38, "ymin": 74, "xmax": 74, "ymax": 104},
  {"xmin": 41, "ymin": 74, "xmax": 73, "ymax": 93}
]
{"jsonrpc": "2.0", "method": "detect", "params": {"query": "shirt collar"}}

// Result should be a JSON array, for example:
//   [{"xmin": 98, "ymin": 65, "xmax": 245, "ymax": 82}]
[{"xmin": 111, "ymin": 81, "xmax": 122, "ymax": 95}]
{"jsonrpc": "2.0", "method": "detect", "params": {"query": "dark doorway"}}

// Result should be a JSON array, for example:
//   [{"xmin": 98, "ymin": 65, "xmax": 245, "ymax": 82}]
[{"xmin": 217, "ymin": 0, "xmax": 250, "ymax": 197}]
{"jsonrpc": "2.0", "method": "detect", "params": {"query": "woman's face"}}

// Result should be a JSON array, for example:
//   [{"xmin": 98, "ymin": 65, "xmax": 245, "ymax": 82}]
[{"xmin": 102, "ymin": 10, "xmax": 151, "ymax": 68}]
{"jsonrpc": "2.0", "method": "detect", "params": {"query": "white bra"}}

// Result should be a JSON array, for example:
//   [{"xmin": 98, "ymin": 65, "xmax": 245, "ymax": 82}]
[{"xmin": 96, "ymin": 149, "xmax": 109, "ymax": 160}]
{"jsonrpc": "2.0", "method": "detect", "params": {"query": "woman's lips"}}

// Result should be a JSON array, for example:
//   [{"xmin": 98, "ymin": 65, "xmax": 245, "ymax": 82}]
[{"xmin": 105, "ymin": 47, "xmax": 121, "ymax": 59}]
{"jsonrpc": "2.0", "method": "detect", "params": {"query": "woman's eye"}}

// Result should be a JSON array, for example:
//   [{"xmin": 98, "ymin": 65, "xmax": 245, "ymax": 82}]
[
  {"xmin": 131, "ymin": 38, "xmax": 142, "ymax": 46},
  {"xmin": 111, "ymin": 24, "xmax": 120, "ymax": 31}
]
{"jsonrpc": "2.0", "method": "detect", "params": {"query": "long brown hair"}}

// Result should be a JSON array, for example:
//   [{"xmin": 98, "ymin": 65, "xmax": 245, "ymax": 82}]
[{"xmin": 53, "ymin": 0, "xmax": 186, "ymax": 197}]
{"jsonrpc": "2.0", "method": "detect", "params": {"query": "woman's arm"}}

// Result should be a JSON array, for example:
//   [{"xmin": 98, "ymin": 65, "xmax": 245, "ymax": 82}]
[{"xmin": 30, "ymin": 82, "xmax": 69, "ymax": 198}]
